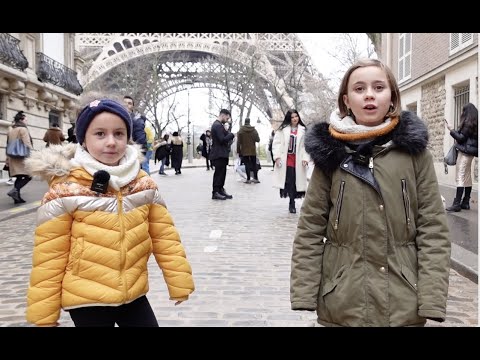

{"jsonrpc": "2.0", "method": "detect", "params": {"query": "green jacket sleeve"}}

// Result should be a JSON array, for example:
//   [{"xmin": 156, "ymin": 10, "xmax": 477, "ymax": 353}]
[
  {"xmin": 413, "ymin": 149, "xmax": 451, "ymax": 322},
  {"xmin": 290, "ymin": 166, "xmax": 331, "ymax": 310}
]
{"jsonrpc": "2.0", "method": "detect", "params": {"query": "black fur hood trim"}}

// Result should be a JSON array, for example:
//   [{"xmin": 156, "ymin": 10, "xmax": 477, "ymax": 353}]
[{"xmin": 305, "ymin": 111, "xmax": 429, "ymax": 172}]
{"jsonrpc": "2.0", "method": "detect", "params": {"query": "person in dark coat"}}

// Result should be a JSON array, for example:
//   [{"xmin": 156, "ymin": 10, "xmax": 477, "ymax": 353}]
[
  {"xmin": 170, "ymin": 131, "xmax": 184, "ymax": 175},
  {"xmin": 123, "ymin": 95, "xmax": 148, "ymax": 171},
  {"xmin": 444, "ymin": 103, "xmax": 478, "ymax": 211},
  {"xmin": 67, "ymin": 123, "xmax": 77, "ymax": 143},
  {"xmin": 154, "ymin": 134, "xmax": 170, "ymax": 175},
  {"xmin": 209, "ymin": 109, "xmax": 234, "ymax": 200},
  {"xmin": 236, "ymin": 118, "xmax": 260, "ymax": 183},
  {"xmin": 200, "ymin": 130, "xmax": 213, "ymax": 170}
]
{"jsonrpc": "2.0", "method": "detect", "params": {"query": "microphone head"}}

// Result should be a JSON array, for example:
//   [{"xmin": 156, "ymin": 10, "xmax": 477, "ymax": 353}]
[{"xmin": 91, "ymin": 170, "xmax": 110, "ymax": 194}]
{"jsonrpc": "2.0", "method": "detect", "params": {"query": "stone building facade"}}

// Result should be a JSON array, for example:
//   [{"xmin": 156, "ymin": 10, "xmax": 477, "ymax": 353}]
[
  {"xmin": 381, "ymin": 33, "xmax": 478, "ymax": 185},
  {"xmin": 0, "ymin": 33, "xmax": 84, "ymax": 178}
]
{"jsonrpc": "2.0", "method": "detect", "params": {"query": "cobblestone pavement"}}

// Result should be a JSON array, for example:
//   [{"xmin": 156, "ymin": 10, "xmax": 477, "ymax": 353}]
[{"xmin": 0, "ymin": 166, "xmax": 477, "ymax": 327}]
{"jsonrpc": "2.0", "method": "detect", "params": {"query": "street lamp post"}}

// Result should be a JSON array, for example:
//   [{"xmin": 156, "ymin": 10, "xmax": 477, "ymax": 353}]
[{"xmin": 187, "ymin": 89, "xmax": 193, "ymax": 163}]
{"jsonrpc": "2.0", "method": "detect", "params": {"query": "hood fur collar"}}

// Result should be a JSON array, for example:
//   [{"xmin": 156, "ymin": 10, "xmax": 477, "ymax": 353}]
[
  {"xmin": 305, "ymin": 111, "xmax": 429, "ymax": 173},
  {"xmin": 25, "ymin": 143, "xmax": 144, "ymax": 183}
]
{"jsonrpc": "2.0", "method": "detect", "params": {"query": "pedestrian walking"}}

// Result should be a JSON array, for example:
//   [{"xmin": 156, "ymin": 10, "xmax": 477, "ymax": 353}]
[
  {"xmin": 290, "ymin": 58, "xmax": 451, "ymax": 327},
  {"xmin": 271, "ymin": 109, "xmax": 309, "ymax": 213},
  {"xmin": 24, "ymin": 98, "xmax": 195, "ymax": 327},
  {"xmin": 237, "ymin": 118, "xmax": 260, "ymax": 184},
  {"xmin": 170, "ymin": 131, "xmax": 184, "ymax": 175},
  {"xmin": 200, "ymin": 130, "xmax": 213, "ymax": 170},
  {"xmin": 5, "ymin": 111, "xmax": 33, "ymax": 204},
  {"xmin": 43, "ymin": 123, "xmax": 65, "ymax": 147},
  {"xmin": 444, "ymin": 103, "xmax": 478, "ymax": 211},
  {"xmin": 154, "ymin": 134, "xmax": 171, "ymax": 175}
]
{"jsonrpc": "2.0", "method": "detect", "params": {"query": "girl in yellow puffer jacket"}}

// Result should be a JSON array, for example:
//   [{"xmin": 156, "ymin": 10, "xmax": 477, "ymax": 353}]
[{"xmin": 25, "ymin": 98, "xmax": 195, "ymax": 327}]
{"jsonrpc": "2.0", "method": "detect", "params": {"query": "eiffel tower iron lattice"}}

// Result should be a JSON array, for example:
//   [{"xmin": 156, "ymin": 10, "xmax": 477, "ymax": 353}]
[{"xmin": 76, "ymin": 33, "xmax": 324, "ymax": 122}]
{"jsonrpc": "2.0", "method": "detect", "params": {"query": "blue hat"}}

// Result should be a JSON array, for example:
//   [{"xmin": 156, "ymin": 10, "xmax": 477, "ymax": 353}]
[{"xmin": 75, "ymin": 99, "xmax": 132, "ymax": 145}]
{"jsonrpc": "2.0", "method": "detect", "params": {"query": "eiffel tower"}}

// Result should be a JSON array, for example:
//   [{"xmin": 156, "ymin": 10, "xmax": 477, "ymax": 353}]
[{"xmin": 76, "ymin": 33, "xmax": 322, "ymax": 121}]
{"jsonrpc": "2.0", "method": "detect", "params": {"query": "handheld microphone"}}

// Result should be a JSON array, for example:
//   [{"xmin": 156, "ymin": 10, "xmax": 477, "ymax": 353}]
[{"xmin": 91, "ymin": 170, "xmax": 110, "ymax": 194}]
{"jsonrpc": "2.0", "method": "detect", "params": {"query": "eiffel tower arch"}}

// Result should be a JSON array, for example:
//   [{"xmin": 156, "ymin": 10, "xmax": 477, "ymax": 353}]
[{"xmin": 76, "ymin": 33, "xmax": 321, "ymax": 122}]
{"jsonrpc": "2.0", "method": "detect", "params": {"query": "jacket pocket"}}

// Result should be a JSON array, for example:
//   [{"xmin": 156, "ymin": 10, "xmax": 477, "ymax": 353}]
[
  {"xmin": 72, "ymin": 237, "xmax": 85, "ymax": 276},
  {"xmin": 401, "ymin": 179, "xmax": 412, "ymax": 230},
  {"xmin": 401, "ymin": 264, "xmax": 418, "ymax": 292},
  {"xmin": 321, "ymin": 265, "xmax": 347, "ymax": 297},
  {"xmin": 333, "ymin": 181, "xmax": 345, "ymax": 230}
]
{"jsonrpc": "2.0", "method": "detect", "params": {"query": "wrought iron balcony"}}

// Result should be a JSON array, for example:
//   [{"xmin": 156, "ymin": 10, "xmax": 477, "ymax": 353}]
[
  {"xmin": 0, "ymin": 33, "xmax": 28, "ymax": 71},
  {"xmin": 36, "ymin": 52, "xmax": 83, "ymax": 95}
]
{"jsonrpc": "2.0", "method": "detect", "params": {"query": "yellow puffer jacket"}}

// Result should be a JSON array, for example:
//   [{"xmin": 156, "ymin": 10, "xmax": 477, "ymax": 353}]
[{"xmin": 25, "ymin": 144, "xmax": 194, "ymax": 326}]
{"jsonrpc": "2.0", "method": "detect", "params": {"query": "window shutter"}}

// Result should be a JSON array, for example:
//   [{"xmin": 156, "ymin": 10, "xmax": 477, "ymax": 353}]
[
  {"xmin": 450, "ymin": 33, "xmax": 472, "ymax": 54},
  {"xmin": 398, "ymin": 35, "xmax": 405, "ymax": 80},
  {"xmin": 398, "ymin": 33, "xmax": 411, "ymax": 82},
  {"xmin": 404, "ymin": 34, "xmax": 411, "ymax": 78},
  {"xmin": 450, "ymin": 33, "xmax": 460, "ymax": 51},
  {"xmin": 461, "ymin": 33, "xmax": 472, "ymax": 44}
]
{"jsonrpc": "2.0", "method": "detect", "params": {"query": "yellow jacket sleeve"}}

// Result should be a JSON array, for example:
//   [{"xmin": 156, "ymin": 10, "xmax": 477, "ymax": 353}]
[
  {"xmin": 26, "ymin": 213, "xmax": 72, "ymax": 325},
  {"xmin": 149, "ymin": 203, "xmax": 195, "ymax": 300}
]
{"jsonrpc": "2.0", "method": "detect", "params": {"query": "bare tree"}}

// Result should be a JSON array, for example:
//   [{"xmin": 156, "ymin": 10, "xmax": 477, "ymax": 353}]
[
  {"xmin": 84, "ymin": 51, "xmax": 182, "ymax": 138},
  {"xmin": 326, "ymin": 33, "xmax": 376, "ymax": 87},
  {"xmin": 302, "ymin": 74, "xmax": 337, "ymax": 124},
  {"xmin": 202, "ymin": 43, "xmax": 270, "ymax": 128},
  {"xmin": 367, "ymin": 33, "xmax": 382, "ymax": 58}
]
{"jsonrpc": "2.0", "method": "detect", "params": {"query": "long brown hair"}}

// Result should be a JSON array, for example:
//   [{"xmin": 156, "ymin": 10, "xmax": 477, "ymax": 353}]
[{"xmin": 337, "ymin": 58, "xmax": 402, "ymax": 119}]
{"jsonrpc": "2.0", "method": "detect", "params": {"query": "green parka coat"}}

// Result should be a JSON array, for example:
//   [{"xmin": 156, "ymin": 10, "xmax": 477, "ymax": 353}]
[{"xmin": 290, "ymin": 111, "xmax": 451, "ymax": 327}]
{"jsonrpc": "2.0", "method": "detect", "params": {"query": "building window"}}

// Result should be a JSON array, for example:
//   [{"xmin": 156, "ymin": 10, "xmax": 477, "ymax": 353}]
[
  {"xmin": 453, "ymin": 84, "xmax": 469, "ymax": 129},
  {"xmin": 406, "ymin": 102, "xmax": 417, "ymax": 115},
  {"xmin": 398, "ymin": 33, "xmax": 412, "ymax": 83},
  {"xmin": 49, "ymin": 110, "xmax": 61, "ymax": 128},
  {"xmin": 0, "ymin": 94, "xmax": 6, "ymax": 120},
  {"xmin": 450, "ymin": 33, "xmax": 473, "ymax": 55}
]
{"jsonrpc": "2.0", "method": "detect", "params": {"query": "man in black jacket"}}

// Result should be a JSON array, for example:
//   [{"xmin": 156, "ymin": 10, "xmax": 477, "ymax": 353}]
[
  {"xmin": 123, "ymin": 95, "xmax": 148, "ymax": 171},
  {"xmin": 209, "ymin": 109, "xmax": 234, "ymax": 200}
]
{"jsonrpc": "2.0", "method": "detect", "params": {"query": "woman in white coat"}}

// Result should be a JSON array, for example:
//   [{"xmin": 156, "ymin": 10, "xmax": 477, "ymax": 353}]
[{"xmin": 272, "ymin": 109, "xmax": 310, "ymax": 213}]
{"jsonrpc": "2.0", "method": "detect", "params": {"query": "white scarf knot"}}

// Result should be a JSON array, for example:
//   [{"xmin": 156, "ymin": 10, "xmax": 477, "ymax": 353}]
[{"xmin": 70, "ymin": 145, "xmax": 140, "ymax": 190}]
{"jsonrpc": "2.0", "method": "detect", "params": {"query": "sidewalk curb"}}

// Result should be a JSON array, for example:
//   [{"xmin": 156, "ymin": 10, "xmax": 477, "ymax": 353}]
[
  {"xmin": 0, "ymin": 202, "xmax": 41, "ymax": 223},
  {"xmin": 451, "ymin": 258, "xmax": 478, "ymax": 284}
]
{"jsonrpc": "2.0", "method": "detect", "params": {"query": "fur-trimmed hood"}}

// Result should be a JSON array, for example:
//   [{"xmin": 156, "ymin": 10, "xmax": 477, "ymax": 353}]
[
  {"xmin": 305, "ymin": 111, "xmax": 429, "ymax": 173},
  {"xmin": 25, "ymin": 143, "xmax": 145, "ymax": 183}
]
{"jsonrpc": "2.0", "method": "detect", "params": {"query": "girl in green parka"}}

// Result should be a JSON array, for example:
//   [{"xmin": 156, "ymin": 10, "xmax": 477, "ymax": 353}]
[{"xmin": 290, "ymin": 58, "xmax": 451, "ymax": 327}]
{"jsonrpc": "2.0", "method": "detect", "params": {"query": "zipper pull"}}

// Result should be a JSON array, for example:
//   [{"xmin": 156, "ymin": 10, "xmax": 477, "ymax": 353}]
[{"xmin": 369, "ymin": 157, "xmax": 374, "ymax": 171}]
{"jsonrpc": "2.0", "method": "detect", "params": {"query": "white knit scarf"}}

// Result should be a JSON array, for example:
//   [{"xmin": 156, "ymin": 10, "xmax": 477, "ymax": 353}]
[
  {"xmin": 70, "ymin": 145, "xmax": 140, "ymax": 190},
  {"xmin": 329, "ymin": 110, "xmax": 394, "ymax": 143}
]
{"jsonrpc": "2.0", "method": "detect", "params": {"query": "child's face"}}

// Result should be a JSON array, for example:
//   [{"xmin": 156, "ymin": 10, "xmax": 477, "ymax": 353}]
[
  {"xmin": 84, "ymin": 112, "xmax": 128, "ymax": 166},
  {"xmin": 343, "ymin": 65, "xmax": 392, "ymax": 127}
]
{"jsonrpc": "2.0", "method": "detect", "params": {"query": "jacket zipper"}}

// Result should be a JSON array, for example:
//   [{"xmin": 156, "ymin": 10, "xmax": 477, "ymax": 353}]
[
  {"xmin": 334, "ymin": 180, "xmax": 345, "ymax": 230},
  {"xmin": 401, "ymin": 179, "xmax": 411, "ymax": 227}
]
